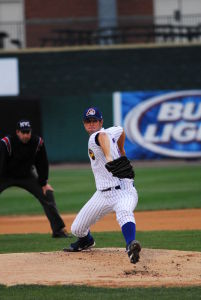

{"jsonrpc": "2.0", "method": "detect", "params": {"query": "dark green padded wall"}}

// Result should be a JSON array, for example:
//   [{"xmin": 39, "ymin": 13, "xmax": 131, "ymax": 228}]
[
  {"xmin": 41, "ymin": 94, "xmax": 112, "ymax": 161},
  {"xmin": 1, "ymin": 44, "xmax": 201, "ymax": 161},
  {"xmin": 13, "ymin": 46, "xmax": 201, "ymax": 95}
]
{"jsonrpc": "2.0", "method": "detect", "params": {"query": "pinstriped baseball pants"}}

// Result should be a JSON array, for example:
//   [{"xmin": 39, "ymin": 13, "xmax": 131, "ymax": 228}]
[{"xmin": 71, "ymin": 181, "xmax": 138, "ymax": 237}]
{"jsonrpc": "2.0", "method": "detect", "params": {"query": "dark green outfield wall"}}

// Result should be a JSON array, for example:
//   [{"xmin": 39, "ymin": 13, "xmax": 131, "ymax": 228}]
[
  {"xmin": 41, "ymin": 94, "xmax": 112, "ymax": 161},
  {"xmin": 0, "ymin": 44, "xmax": 201, "ymax": 161}
]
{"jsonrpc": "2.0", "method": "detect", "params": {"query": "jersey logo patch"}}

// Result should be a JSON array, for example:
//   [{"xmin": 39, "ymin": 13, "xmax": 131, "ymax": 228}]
[{"xmin": 89, "ymin": 149, "xmax": 95, "ymax": 160}]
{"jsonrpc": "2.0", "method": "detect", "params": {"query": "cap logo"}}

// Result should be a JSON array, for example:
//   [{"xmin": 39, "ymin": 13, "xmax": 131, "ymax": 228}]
[
  {"xmin": 20, "ymin": 121, "xmax": 30, "ymax": 128},
  {"xmin": 86, "ymin": 108, "xmax": 96, "ymax": 116}
]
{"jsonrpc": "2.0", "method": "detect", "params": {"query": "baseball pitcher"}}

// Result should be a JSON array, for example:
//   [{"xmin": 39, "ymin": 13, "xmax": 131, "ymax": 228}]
[{"xmin": 64, "ymin": 107, "xmax": 141, "ymax": 264}]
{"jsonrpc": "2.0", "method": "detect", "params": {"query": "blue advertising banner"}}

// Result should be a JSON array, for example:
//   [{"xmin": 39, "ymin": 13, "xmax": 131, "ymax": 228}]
[{"xmin": 113, "ymin": 91, "xmax": 201, "ymax": 159}]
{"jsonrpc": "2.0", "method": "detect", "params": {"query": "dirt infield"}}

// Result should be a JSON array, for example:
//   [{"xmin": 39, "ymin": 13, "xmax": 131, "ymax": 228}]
[
  {"xmin": 1, "ymin": 209, "xmax": 201, "ymax": 288},
  {"xmin": 1, "ymin": 249, "xmax": 201, "ymax": 288},
  {"xmin": 0, "ymin": 209, "xmax": 201, "ymax": 234}
]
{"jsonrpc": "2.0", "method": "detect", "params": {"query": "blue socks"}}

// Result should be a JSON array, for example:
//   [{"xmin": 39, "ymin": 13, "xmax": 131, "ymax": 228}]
[
  {"xmin": 121, "ymin": 222, "xmax": 136, "ymax": 246},
  {"xmin": 86, "ymin": 231, "xmax": 94, "ymax": 241}
]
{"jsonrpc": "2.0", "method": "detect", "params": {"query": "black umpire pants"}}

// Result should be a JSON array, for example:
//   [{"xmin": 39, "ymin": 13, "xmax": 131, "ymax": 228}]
[{"xmin": 0, "ymin": 176, "xmax": 65, "ymax": 234}]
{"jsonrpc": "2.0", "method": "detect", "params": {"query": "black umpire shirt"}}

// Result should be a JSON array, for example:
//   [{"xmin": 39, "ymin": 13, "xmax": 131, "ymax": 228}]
[{"xmin": 0, "ymin": 134, "xmax": 48, "ymax": 186}]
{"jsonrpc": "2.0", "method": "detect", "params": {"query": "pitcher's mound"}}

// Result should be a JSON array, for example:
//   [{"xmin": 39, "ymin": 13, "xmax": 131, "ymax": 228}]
[{"xmin": 1, "ymin": 248, "xmax": 201, "ymax": 288}]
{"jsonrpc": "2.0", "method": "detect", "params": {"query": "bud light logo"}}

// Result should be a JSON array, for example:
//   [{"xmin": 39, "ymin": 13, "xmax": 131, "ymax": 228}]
[{"xmin": 124, "ymin": 91, "xmax": 201, "ymax": 158}]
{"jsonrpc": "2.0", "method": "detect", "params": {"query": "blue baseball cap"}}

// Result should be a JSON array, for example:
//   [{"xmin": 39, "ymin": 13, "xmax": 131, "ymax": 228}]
[{"xmin": 83, "ymin": 107, "xmax": 103, "ymax": 121}]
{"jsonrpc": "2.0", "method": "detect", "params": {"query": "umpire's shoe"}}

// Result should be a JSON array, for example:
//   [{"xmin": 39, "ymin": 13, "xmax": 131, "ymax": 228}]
[
  {"xmin": 63, "ymin": 235, "xmax": 95, "ymax": 252},
  {"xmin": 127, "ymin": 240, "xmax": 141, "ymax": 264},
  {"xmin": 52, "ymin": 228, "xmax": 72, "ymax": 238}
]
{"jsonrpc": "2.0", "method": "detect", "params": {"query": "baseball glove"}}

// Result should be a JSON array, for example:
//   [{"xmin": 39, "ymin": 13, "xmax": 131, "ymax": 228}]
[{"xmin": 105, "ymin": 156, "xmax": 135, "ymax": 179}]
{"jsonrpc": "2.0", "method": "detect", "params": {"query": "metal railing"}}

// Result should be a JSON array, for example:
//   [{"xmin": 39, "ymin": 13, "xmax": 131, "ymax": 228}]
[
  {"xmin": 0, "ymin": 14, "xmax": 201, "ymax": 49},
  {"xmin": 40, "ymin": 24, "xmax": 201, "ymax": 47},
  {"xmin": 0, "ymin": 21, "xmax": 25, "ymax": 49}
]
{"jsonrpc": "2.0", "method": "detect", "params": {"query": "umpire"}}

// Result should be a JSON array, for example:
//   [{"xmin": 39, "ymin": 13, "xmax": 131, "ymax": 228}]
[{"xmin": 0, "ymin": 119, "xmax": 70, "ymax": 238}]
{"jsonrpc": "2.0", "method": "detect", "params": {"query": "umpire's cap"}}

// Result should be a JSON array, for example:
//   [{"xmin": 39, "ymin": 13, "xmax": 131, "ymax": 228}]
[
  {"xmin": 16, "ymin": 119, "xmax": 32, "ymax": 132},
  {"xmin": 83, "ymin": 107, "xmax": 103, "ymax": 121}
]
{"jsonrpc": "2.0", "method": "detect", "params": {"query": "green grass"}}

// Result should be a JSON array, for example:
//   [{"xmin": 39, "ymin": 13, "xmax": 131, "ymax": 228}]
[
  {"xmin": 0, "ymin": 169, "xmax": 95, "ymax": 215},
  {"xmin": 135, "ymin": 165, "xmax": 201, "ymax": 210},
  {"xmin": 0, "ymin": 231, "xmax": 201, "ymax": 254},
  {"xmin": 0, "ymin": 285, "xmax": 201, "ymax": 300},
  {"xmin": 0, "ymin": 165, "xmax": 201, "ymax": 215}
]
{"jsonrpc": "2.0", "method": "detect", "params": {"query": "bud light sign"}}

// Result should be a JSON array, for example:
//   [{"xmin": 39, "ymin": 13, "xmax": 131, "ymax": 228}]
[{"xmin": 113, "ymin": 90, "xmax": 201, "ymax": 159}]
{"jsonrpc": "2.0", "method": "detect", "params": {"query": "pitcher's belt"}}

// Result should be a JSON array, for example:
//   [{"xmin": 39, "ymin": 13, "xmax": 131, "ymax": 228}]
[{"xmin": 101, "ymin": 185, "xmax": 121, "ymax": 192}]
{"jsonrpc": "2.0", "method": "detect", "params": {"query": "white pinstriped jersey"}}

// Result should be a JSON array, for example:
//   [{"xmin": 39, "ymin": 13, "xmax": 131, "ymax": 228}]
[
  {"xmin": 88, "ymin": 126, "xmax": 133, "ymax": 190},
  {"xmin": 71, "ymin": 125, "xmax": 138, "ymax": 237}
]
